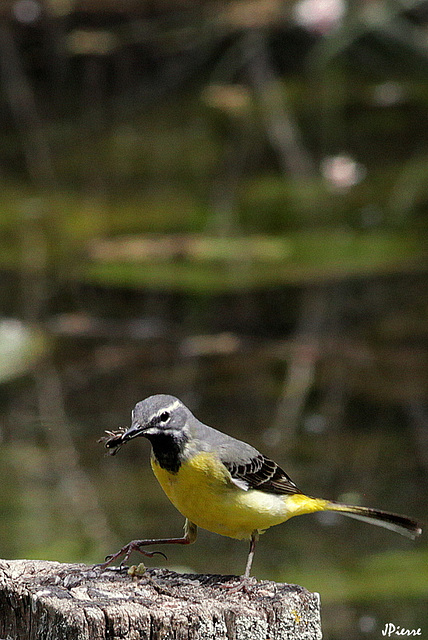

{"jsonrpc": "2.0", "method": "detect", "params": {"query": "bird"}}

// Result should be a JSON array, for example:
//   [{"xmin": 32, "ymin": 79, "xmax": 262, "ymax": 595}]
[{"xmin": 99, "ymin": 394, "xmax": 422, "ymax": 580}]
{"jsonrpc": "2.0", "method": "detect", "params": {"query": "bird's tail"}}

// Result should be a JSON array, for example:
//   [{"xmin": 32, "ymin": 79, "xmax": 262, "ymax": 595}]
[{"xmin": 326, "ymin": 501, "xmax": 422, "ymax": 539}]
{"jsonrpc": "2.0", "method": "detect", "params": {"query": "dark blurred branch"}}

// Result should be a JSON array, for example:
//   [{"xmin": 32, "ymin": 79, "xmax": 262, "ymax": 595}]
[
  {"xmin": 210, "ymin": 118, "xmax": 253, "ymax": 235},
  {"xmin": 406, "ymin": 401, "xmax": 428, "ymax": 473},
  {"xmin": 269, "ymin": 286, "xmax": 329, "ymax": 445},
  {"xmin": 34, "ymin": 362, "xmax": 117, "ymax": 553},
  {"xmin": 18, "ymin": 204, "xmax": 49, "ymax": 323},
  {"xmin": 113, "ymin": 17, "xmax": 222, "ymax": 118},
  {"xmin": 244, "ymin": 29, "xmax": 314, "ymax": 177},
  {"xmin": 0, "ymin": 22, "xmax": 56, "ymax": 190},
  {"xmin": 81, "ymin": 54, "xmax": 108, "ymax": 202}
]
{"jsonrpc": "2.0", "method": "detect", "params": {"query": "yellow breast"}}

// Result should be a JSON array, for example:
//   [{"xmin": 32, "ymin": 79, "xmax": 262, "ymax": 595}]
[{"xmin": 150, "ymin": 451, "xmax": 323, "ymax": 540}]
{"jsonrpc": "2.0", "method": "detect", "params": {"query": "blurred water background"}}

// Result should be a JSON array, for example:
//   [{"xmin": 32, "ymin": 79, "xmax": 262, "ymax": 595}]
[{"xmin": 0, "ymin": 1, "xmax": 427, "ymax": 638}]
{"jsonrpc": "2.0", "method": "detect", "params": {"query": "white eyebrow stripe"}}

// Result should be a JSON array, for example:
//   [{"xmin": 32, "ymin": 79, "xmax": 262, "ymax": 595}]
[{"xmin": 155, "ymin": 399, "xmax": 181, "ymax": 417}]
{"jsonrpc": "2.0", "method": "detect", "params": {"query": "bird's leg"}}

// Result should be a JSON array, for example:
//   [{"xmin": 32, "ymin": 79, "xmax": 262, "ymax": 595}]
[
  {"xmin": 96, "ymin": 519, "xmax": 197, "ymax": 571},
  {"xmin": 221, "ymin": 530, "xmax": 259, "ymax": 592},
  {"xmin": 244, "ymin": 530, "xmax": 259, "ymax": 579}
]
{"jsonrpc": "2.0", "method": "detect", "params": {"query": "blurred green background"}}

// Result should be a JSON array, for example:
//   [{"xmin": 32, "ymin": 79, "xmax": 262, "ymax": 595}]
[{"xmin": 0, "ymin": 0, "xmax": 427, "ymax": 638}]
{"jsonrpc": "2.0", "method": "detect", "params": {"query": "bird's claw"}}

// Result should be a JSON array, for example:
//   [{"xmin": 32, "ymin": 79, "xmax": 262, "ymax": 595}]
[
  {"xmin": 148, "ymin": 550, "xmax": 168, "ymax": 560},
  {"xmin": 95, "ymin": 545, "xmax": 168, "ymax": 572}
]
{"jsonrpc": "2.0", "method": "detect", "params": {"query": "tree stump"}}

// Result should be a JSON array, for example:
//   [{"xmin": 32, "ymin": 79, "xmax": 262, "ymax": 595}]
[{"xmin": 0, "ymin": 559, "xmax": 322, "ymax": 640}]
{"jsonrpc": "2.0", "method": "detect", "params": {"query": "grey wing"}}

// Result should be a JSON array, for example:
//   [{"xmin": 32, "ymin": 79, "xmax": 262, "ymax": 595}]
[
  {"xmin": 190, "ymin": 420, "xmax": 301, "ymax": 495},
  {"xmin": 223, "ymin": 452, "xmax": 301, "ymax": 495}
]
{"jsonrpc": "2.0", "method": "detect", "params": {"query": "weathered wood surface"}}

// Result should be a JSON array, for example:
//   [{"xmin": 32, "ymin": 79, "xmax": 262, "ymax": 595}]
[{"xmin": 0, "ymin": 559, "xmax": 322, "ymax": 640}]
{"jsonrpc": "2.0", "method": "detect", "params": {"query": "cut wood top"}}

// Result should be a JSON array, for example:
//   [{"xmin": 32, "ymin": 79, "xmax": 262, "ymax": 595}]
[{"xmin": 0, "ymin": 559, "xmax": 322, "ymax": 640}]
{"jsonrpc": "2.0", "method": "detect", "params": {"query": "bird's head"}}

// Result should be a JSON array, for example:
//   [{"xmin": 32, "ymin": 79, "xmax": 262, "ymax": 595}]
[{"xmin": 122, "ymin": 394, "xmax": 190, "ymax": 443}]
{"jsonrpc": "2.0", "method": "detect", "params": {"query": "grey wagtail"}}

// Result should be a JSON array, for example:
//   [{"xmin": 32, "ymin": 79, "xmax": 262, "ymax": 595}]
[{"xmin": 100, "ymin": 394, "xmax": 422, "ymax": 578}]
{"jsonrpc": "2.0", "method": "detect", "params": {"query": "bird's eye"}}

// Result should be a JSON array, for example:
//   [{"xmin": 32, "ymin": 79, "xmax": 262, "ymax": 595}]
[{"xmin": 159, "ymin": 411, "xmax": 170, "ymax": 423}]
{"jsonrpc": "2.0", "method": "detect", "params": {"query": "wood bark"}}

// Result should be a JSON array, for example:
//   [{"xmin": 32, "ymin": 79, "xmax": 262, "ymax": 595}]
[{"xmin": 0, "ymin": 559, "xmax": 322, "ymax": 639}]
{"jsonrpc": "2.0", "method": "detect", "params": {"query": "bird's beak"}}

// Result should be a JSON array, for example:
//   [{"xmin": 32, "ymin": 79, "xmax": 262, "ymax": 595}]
[{"xmin": 121, "ymin": 421, "xmax": 147, "ymax": 442}]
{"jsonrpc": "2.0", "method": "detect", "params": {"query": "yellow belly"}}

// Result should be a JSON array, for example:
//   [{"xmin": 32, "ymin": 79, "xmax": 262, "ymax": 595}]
[{"xmin": 150, "ymin": 452, "xmax": 327, "ymax": 540}]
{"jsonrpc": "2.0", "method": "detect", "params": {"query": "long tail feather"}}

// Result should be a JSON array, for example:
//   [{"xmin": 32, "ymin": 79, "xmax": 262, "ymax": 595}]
[{"xmin": 327, "ymin": 502, "xmax": 422, "ymax": 539}]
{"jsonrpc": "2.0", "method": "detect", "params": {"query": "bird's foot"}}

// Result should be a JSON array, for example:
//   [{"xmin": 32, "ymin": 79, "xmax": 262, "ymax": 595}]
[
  {"xmin": 220, "ymin": 575, "xmax": 257, "ymax": 594},
  {"xmin": 94, "ymin": 541, "xmax": 167, "ymax": 572}
]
